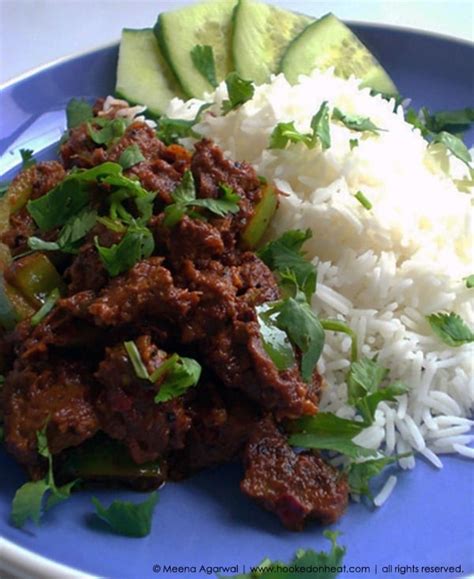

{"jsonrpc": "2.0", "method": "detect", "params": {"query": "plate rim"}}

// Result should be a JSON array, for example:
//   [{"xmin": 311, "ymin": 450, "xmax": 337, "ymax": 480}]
[
  {"xmin": 0, "ymin": 21, "xmax": 472, "ymax": 579},
  {"xmin": 0, "ymin": 537, "xmax": 96, "ymax": 579}
]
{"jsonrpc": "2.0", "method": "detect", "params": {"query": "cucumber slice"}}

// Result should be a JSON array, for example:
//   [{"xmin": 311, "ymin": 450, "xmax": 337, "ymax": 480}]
[
  {"xmin": 115, "ymin": 29, "xmax": 184, "ymax": 117},
  {"xmin": 241, "ymin": 184, "xmax": 278, "ymax": 249},
  {"xmin": 154, "ymin": 0, "xmax": 237, "ymax": 98},
  {"xmin": 232, "ymin": 0, "xmax": 312, "ymax": 85},
  {"xmin": 280, "ymin": 13, "xmax": 398, "ymax": 96}
]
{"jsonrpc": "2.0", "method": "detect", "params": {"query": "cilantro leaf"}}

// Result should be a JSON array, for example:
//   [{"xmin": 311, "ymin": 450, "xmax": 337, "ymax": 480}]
[
  {"xmin": 118, "ymin": 144, "xmax": 145, "ymax": 169},
  {"xmin": 332, "ymin": 108, "xmax": 382, "ymax": 134},
  {"xmin": 346, "ymin": 357, "xmax": 408, "ymax": 424},
  {"xmin": 95, "ymin": 223, "xmax": 154, "ymax": 277},
  {"xmin": 269, "ymin": 102, "xmax": 331, "ymax": 151},
  {"xmin": 349, "ymin": 138, "xmax": 359, "ymax": 150},
  {"xmin": 45, "ymin": 480, "xmax": 77, "ymax": 511},
  {"xmin": 92, "ymin": 492, "xmax": 158, "ymax": 538},
  {"xmin": 190, "ymin": 45, "xmax": 218, "ymax": 88},
  {"xmin": 190, "ymin": 183, "xmax": 240, "ymax": 216},
  {"xmin": 29, "ymin": 208, "xmax": 98, "ymax": 254},
  {"xmin": 311, "ymin": 101, "xmax": 331, "ymax": 150},
  {"xmin": 405, "ymin": 107, "xmax": 431, "ymax": 137},
  {"xmin": 465, "ymin": 275, "xmax": 474, "ymax": 289},
  {"xmin": 153, "ymin": 356, "xmax": 201, "ymax": 403},
  {"xmin": 270, "ymin": 295, "xmax": 325, "ymax": 383},
  {"xmin": 320, "ymin": 319, "xmax": 358, "ymax": 362},
  {"xmin": 347, "ymin": 356, "xmax": 388, "ymax": 403},
  {"xmin": 11, "ymin": 426, "xmax": 77, "ymax": 528},
  {"xmin": 354, "ymin": 190, "xmax": 372, "ymax": 210},
  {"xmin": 288, "ymin": 412, "xmax": 376, "ymax": 459},
  {"xmin": 424, "ymin": 107, "xmax": 474, "ymax": 134},
  {"xmin": 27, "ymin": 162, "xmax": 122, "ymax": 231},
  {"xmin": 256, "ymin": 303, "xmax": 296, "ymax": 371},
  {"xmin": 87, "ymin": 118, "xmax": 129, "ymax": 147},
  {"xmin": 11, "ymin": 480, "xmax": 50, "ymax": 527},
  {"xmin": 31, "ymin": 289, "xmax": 60, "ymax": 327},
  {"xmin": 258, "ymin": 229, "xmax": 316, "ymax": 303},
  {"xmin": 104, "ymin": 173, "xmax": 155, "ymax": 225},
  {"xmin": 346, "ymin": 456, "xmax": 400, "ymax": 499},
  {"xmin": 156, "ymin": 117, "xmax": 197, "ymax": 144},
  {"xmin": 222, "ymin": 72, "xmax": 254, "ymax": 114},
  {"xmin": 155, "ymin": 103, "xmax": 211, "ymax": 145},
  {"xmin": 124, "ymin": 342, "xmax": 201, "ymax": 402},
  {"xmin": 66, "ymin": 98, "xmax": 94, "ymax": 129},
  {"xmin": 432, "ymin": 131, "xmax": 472, "ymax": 167},
  {"xmin": 219, "ymin": 530, "xmax": 346, "ymax": 579},
  {"xmin": 427, "ymin": 312, "xmax": 474, "ymax": 347},
  {"xmin": 164, "ymin": 171, "xmax": 240, "ymax": 227},
  {"xmin": 124, "ymin": 341, "xmax": 150, "ymax": 380},
  {"xmin": 269, "ymin": 121, "xmax": 313, "ymax": 150},
  {"xmin": 20, "ymin": 149, "xmax": 36, "ymax": 170},
  {"xmin": 356, "ymin": 381, "xmax": 408, "ymax": 425}
]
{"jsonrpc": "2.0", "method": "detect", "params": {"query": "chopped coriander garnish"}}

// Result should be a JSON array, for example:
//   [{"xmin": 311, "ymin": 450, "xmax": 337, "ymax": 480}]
[
  {"xmin": 347, "ymin": 357, "xmax": 408, "ymax": 424},
  {"xmin": 269, "ymin": 102, "xmax": 331, "ymax": 151},
  {"xmin": 153, "ymin": 356, "xmax": 202, "ymax": 403},
  {"xmin": 87, "ymin": 118, "xmax": 129, "ymax": 147},
  {"xmin": 346, "ymin": 455, "xmax": 404, "ymax": 500},
  {"xmin": 124, "ymin": 341, "xmax": 201, "ymax": 402},
  {"xmin": 269, "ymin": 121, "xmax": 313, "ymax": 149},
  {"xmin": 354, "ymin": 190, "xmax": 372, "ymax": 210},
  {"xmin": 267, "ymin": 294, "xmax": 325, "ymax": 383},
  {"xmin": 320, "ymin": 319, "xmax": 358, "ymax": 362},
  {"xmin": 431, "ymin": 131, "xmax": 472, "ymax": 167},
  {"xmin": 222, "ymin": 72, "xmax": 254, "ymax": 114},
  {"xmin": 20, "ymin": 148, "xmax": 36, "ymax": 170},
  {"xmin": 124, "ymin": 340, "xmax": 149, "ymax": 380},
  {"xmin": 95, "ymin": 222, "xmax": 154, "ymax": 277},
  {"xmin": 92, "ymin": 492, "xmax": 158, "ymax": 538},
  {"xmin": 408, "ymin": 106, "xmax": 474, "ymax": 136},
  {"xmin": 31, "ymin": 289, "xmax": 60, "ymax": 327},
  {"xmin": 349, "ymin": 138, "xmax": 359, "ymax": 150},
  {"xmin": 27, "ymin": 162, "xmax": 122, "ymax": 231},
  {"xmin": 28, "ymin": 208, "xmax": 98, "ymax": 254},
  {"xmin": 11, "ymin": 426, "xmax": 78, "ymax": 528},
  {"xmin": 465, "ymin": 275, "xmax": 474, "ymax": 289},
  {"xmin": 190, "ymin": 45, "xmax": 218, "ymax": 88},
  {"xmin": 256, "ymin": 303, "xmax": 296, "ymax": 372},
  {"xmin": 163, "ymin": 171, "xmax": 240, "ymax": 227},
  {"xmin": 155, "ymin": 103, "xmax": 210, "ymax": 145},
  {"xmin": 311, "ymin": 101, "xmax": 331, "ymax": 150},
  {"xmin": 428, "ymin": 107, "xmax": 474, "ymax": 133},
  {"xmin": 289, "ymin": 413, "xmax": 376, "ymax": 459},
  {"xmin": 66, "ymin": 98, "xmax": 94, "ymax": 129},
  {"xmin": 332, "ymin": 108, "xmax": 382, "ymax": 134},
  {"xmin": 220, "ymin": 531, "xmax": 346, "ymax": 579},
  {"xmin": 118, "ymin": 144, "xmax": 145, "ymax": 169},
  {"xmin": 427, "ymin": 312, "xmax": 474, "ymax": 347},
  {"xmin": 257, "ymin": 228, "xmax": 316, "ymax": 303}
]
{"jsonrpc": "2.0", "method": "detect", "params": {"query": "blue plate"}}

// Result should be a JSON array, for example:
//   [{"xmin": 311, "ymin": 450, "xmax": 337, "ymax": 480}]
[{"xmin": 1, "ymin": 24, "xmax": 473, "ymax": 579}]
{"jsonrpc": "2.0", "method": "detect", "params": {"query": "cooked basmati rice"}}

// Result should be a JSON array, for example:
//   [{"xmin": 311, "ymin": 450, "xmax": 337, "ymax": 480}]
[
  {"xmin": 166, "ymin": 69, "xmax": 473, "ymax": 476},
  {"xmin": 374, "ymin": 475, "xmax": 398, "ymax": 507}
]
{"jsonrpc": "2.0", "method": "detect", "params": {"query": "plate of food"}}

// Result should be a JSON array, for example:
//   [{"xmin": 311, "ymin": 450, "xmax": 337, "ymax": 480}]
[{"xmin": 0, "ymin": 1, "xmax": 473, "ymax": 578}]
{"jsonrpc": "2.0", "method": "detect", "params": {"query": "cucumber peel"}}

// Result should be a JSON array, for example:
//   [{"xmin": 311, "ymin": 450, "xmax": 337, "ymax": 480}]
[
  {"xmin": 280, "ymin": 13, "xmax": 398, "ymax": 96},
  {"xmin": 115, "ymin": 29, "xmax": 185, "ymax": 116},
  {"xmin": 241, "ymin": 184, "xmax": 278, "ymax": 249},
  {"xmin": 232, "ymin": 0, "xmax": 312, "ymax": 85}
]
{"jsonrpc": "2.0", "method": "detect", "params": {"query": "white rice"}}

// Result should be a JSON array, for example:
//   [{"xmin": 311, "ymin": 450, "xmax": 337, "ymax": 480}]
[
  {"xmin": 166, "ymin": 69, "xmax": 474, "ymax": 473},
  {"xmin": 373, "ymin": 475, "xmax": 398, "ymax": 507}
]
